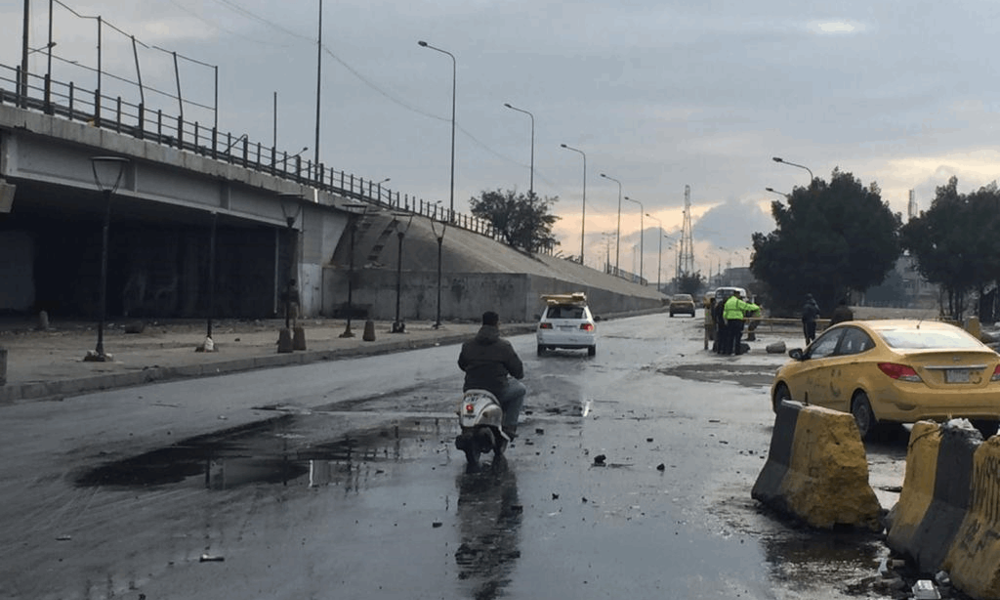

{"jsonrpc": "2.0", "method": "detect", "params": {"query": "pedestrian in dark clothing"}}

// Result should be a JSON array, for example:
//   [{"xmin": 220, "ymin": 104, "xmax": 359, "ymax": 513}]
[
  {"xmin": 802, "ymin": 294, "xmax": 820, "ymax": 346},
  {"xmin": 830, "ymin": 298, "xmax": 854, "ymax": 325},
  {"xmin": 713, "ymin": 298, "xmax": 728, "ymax": 354},
  {"xmin": 458, "ymin": 311, "xmax": 526, "ymax": 438}
]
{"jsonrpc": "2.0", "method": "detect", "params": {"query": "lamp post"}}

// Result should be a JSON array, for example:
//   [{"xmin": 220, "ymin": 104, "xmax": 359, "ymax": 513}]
[
  {"xmin": 86, "ymin": 156, "xmax": 129, "ymax": 362},
  {"xmin": 418, "ymin": 40, "xmax": 456, "ymax": 219},
  {"xmin": 390, "ymin": 211, "xmax": 414, "ymax": 333},
  {"xmin": 772, "ymin": 156, "xmax": 813, "ymax": 184},
  {"xmin": 764, "ymin": 187, "xmax": 787, "ymax": 198},
  {"xmin": 624, "ymin": 196, "xmax": 643, "ymax": 282},
  {"xmin": 429, "ymin": 216, "xmax": 448, "ymax": 329},
  {"xmin": 560, "ymin": 143, "xmax": 586, "ymax": 264},
  {"xmin": 646, "ymin": 213, "xmax": 663, "ymax": 291},
  {"xmin": 340, "ymin": 203, "xmax": 369, "ymax": 338},
  {"xmin": 504, "ymin": 102, "xmax": 534, "ymax": 195},
  {"xmin": 600, "ymin": 173, "xmax": 623, "ymax": 274}
]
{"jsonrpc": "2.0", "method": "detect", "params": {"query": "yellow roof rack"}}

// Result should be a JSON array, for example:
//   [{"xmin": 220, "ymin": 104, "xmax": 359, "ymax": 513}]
[{"xmin": 541, "ymin": 292, "xmax": 588, "ymax": 305}]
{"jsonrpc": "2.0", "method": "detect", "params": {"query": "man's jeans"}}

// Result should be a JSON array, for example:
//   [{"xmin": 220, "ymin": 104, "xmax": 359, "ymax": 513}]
[{"xmin": 498, "ymin": 379, "xmax": 526, "ymax": 432}]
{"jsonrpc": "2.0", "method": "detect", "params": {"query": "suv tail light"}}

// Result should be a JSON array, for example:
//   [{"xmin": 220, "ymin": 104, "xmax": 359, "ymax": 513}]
[
  {"xmin": 580, "ymin": 323, "xmax": 595, "ymax": 332},
  {"xmin": 878, "ymin": 362, "xmax": 922, "ymax": 382}
]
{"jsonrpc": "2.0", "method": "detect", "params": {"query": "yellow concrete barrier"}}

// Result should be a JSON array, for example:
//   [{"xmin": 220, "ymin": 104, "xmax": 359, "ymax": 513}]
[
  {"xmin": 885, "ymin": 420, "xmax": 1000, "ymax": 599},
  {"xmin": 752, "ymin": 400, "xmax": 882, "ymax": 530},
  {"xmin": 945, "ymin": 435, "xmax": 1000, "ymax": 599}
]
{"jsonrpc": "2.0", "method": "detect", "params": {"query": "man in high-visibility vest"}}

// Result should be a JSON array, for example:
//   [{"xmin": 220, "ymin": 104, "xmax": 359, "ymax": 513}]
[{"xmin": 722, "ymin": 291, "xmax": 760, "ymax": 355}]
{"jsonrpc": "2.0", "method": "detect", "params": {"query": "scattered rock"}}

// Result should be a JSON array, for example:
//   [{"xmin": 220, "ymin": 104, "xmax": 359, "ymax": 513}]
[
  {"xmin": 552, "ymin": 493, "xmax": 559, "ymax": 500},
  {"xmin": 432, "ymin": 522, "xmax": 442, "ymax": 528},
  {"xmin": 766, "ymin": 341, "xmax": 787, "ymax": 354},
  {"xmin": 593, "ymin": 454, "xmax": 606, "ymax": 466},
  {"xmin": 535, "ymin": 428, "xmax": 544, "ymax": 435},
  {"xmin": 656, "ymin": 463, "xmax": 666, "ymax": 471}
]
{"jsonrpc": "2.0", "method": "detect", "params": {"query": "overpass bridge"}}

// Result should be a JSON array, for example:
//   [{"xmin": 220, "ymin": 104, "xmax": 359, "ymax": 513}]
[{"xmin": 0, "ymin": 63, "xmax": 663, "ymax": 325}]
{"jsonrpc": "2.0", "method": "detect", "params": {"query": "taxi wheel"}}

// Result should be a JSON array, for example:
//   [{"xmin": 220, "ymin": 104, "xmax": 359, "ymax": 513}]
[
  {"xmin": 772, "ymin": 383, "xmax": 791, "ymax": 413},
  {"xmin": 588, "ymin": 345, "xmax": 596, "ymax": 357},
  {"xmin": 851, "ymin": 392, "xmax": 877, "ymax": 441}
]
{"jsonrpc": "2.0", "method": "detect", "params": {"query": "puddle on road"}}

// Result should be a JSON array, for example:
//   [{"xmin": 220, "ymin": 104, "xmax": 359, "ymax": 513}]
[{"xmin": 74, "ymin": 414, "xmax": 448, "ymax": 490}]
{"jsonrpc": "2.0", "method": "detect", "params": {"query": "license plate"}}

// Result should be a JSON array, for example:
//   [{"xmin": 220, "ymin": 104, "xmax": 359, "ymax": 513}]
[
  {"xmin": 946, "ymin": 369, "xmax": 971, "ymax": 383},
  {"xmin": 558, "ymin": 325, "xmax": 575, "ymax": 331}
]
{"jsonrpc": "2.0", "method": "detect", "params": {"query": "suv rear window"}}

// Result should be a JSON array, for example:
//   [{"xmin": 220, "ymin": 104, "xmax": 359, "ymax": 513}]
[{"xmin": 546, "ymin": 305, "xmax": 585, "ymax": 319}]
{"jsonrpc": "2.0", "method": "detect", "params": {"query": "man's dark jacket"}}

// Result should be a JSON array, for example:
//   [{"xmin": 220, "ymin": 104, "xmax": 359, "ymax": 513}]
[{"xmin": 458, "ymin": 325, "xmax": 524, "ymax": 398}]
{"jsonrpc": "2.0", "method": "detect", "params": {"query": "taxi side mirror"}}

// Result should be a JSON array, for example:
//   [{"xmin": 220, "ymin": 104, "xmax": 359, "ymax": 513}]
[{"xmin": 789, "ymin": 348, "xmax": 804, "ymax": 360}]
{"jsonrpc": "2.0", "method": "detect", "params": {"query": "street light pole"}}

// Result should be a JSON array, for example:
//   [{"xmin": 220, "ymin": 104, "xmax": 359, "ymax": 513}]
[
  {"xmin": 647, "ymin": 213, "xmax": 662, "ymax": 291},
  {"xmin": 560, "ymin": 143, "xmax": 586, "ymax": 264},
  {"xmin": 624, "ymin": 196, "xmax": 643, "ymax": 282},
  {"xmin": 764, "ymin": 187, "xmax": 788, "ymax": 198},
  {"xmin": 418, "ymin": 40, "xmax": 456, "ymax": 219},
  {"xmin": 600, "ymin": 173, "xmax": 623, "ymax": 275},
  {"xmin": 340, "ymin": 204, "xmax": 369, "ymax": 338},
  {"xmin": 87, "ymin": 156, "xmax": 129, "ymax": 362},
  {"xmin": 772, "ymin": 156, "xmax": 813, "ymax": 184},
  {"xmin": 504, "ymin": 102, "xmax": 534, "ymax": 195}
]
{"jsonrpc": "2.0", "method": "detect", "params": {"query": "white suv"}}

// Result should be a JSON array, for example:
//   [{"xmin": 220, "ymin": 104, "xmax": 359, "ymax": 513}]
[{"xmin": 536, "ymin": 293, "xmax": 597, "ymax": 356}]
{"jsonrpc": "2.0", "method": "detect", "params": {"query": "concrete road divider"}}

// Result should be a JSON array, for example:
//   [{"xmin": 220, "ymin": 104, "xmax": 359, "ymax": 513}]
[
  {"xmin": 887, "ymin": 419, "xmax": 1000, "ymax": 600},
  {"xmin": 752, "ymin": 400, "xmax": 882, "ymax": 531}
]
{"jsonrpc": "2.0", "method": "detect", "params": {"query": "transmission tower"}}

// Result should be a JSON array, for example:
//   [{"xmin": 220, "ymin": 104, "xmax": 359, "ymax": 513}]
[
  {"xmin": 679, "ymin": 185, "xmax": 695, "ymax": 276},
  {"xmin": 907, "ymin": 189, "xmax": 917, "ymax": 222}
]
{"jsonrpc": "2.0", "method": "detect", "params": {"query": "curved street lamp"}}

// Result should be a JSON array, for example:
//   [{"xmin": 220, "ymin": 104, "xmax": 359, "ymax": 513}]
[
  {"xmin": 560, "ymin": 143, "xmax": 586, "ymax": 264},
  {"xmin": 86, "ymin": 156, "xmax": 130, "ymax": 362},
  {"xmin": 646, "ymin": 213, "xmax": 663, "ymax": 292},
  {"xmin": 624, "ymin": 196, "xmax": 643, "ymax": 282},
  {"xmin": 772, "ymin": 156, "xmax": 813, "ymax": 183},
  {"xmin": 599, "ymin": 173, "xmax": 623, "ymax": 274},
  {"xmin": 504, "ymin": 102, "xmax": 534, "ymax": 195},
  {"xmin": 764, "ymin": 187, "xmax": 788, "ymax": 198},
  {"xmin": 418, "ymin": 40, "xmax": 456, "ymax": 219}
]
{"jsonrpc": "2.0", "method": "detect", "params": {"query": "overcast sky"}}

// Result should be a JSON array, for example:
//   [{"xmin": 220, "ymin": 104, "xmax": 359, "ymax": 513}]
[{"xmin": 5, "ymin": 0, "xmax": 1000, "ymax": 279}]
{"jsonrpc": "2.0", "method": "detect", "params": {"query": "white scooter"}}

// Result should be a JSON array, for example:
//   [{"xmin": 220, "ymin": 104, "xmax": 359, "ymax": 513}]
[{"xmin": 455, "ymin": 389, "xmax": 509, "ymax": 470}]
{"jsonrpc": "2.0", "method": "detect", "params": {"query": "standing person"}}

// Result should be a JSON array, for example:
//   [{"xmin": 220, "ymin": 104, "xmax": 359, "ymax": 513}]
[
  {"xmin": 458, "ymin": 311, "xmax": 526, "ymax": 439},
  {"xmin": 830, "ymin": 298, "xmax": 854, "ymax": 325},
  {"xmin": 801, "ymin": 294, "xmax": 820, "ymax": 346},
  {"xmin": 722, "ymin": 291, "xmax": 760, "ymax": 355},
  {"xmin": 705, "ymin": 296, "xmax": 717, "ymax": 351},
  {"xmin": 713, "ymin": 296, "xmax": 728, "ymax": 354}
]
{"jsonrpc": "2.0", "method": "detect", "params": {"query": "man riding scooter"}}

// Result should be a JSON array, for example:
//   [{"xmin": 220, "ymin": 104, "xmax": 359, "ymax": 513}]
[{"xmin": 458, "ymin": 311, "xmax": 526, "ymax": 440}]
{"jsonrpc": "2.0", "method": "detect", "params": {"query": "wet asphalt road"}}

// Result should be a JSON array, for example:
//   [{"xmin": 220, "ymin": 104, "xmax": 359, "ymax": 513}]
[{"xmin": 0, "ymin": 313, "xmax": 910, "ymax": 599}]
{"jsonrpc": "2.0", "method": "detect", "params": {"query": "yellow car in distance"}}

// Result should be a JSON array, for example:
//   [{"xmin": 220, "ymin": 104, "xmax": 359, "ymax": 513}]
[{"xmin": 770, "ymin": 320, "xmax": 1000, "ymax": 440}]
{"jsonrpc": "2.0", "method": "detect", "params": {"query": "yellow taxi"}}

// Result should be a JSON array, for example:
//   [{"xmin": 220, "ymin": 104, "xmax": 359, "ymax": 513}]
[{"xmin": 770, "ymin": 319, "xmax": 1000, "ymax": 439}]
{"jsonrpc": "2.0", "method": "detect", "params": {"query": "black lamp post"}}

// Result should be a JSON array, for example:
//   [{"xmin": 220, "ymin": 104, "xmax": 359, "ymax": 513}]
[
  {"xmin": 86, "ymin": 156, "xmax": 129, "ymax": 362},
  {"xmin": 429, "ymin": 216, "xmax": 447, "ymax": 329},
  {"xmin": 340, "ymin": 203, "xmax": 369, "ymax": 338},
  {"xmin": 391, "ymin": 212, "xmax": 414, "ymax": 333}
]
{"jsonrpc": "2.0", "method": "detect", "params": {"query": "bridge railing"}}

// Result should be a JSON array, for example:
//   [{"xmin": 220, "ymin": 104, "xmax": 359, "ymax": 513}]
[{"xmin": 0, "ymin": 64, "xmax": 529, "ymax": 247}]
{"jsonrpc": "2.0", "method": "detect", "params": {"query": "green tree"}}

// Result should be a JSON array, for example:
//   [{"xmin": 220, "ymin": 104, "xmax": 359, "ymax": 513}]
[
  {"xmin": 672, "ymin": 271, "xmax": 705, "ymax": 296},
  {"xmin": 750, "ymin": 169, "xmax": 901, "ymax": 316},
  {"xmin": 900, "ymin": 177, "xmax": 1000, "ymax": 320},
  {"xmin": 469, "ymin": 189, "xmax": 559, "ymax": 253}
]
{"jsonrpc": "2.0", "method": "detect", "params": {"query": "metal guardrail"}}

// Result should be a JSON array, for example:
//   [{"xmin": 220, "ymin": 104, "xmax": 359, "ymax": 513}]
[{"xmin": 0, "ymin": 64, "xmax": 515, "ymax": 242}]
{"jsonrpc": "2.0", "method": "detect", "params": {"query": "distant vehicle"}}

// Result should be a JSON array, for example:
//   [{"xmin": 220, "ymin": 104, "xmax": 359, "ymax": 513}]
[
  {"xmin": 713, "ymin": 286, "xmax": 748, "ymax": 303},
  {"xmin": 668, "ymin": 293, "xmax": 696, "ymax": 317},
  {"xmin": 536, "ymin": 292, "xmax": 597, "ymax": 356},
  {"xmin": 771, "ymin": 319, "xmax": 1000, "ymax": 440}
]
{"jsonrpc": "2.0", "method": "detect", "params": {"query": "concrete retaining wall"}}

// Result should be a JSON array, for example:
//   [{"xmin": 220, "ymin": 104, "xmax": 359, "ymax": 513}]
[
  {"xmin": 886, "ymin": 420, "xmax": 1000, "ymax": 599},
  {"xmin": 752, "ymin": 400, "xmax": 882, "ymax": 530}
]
